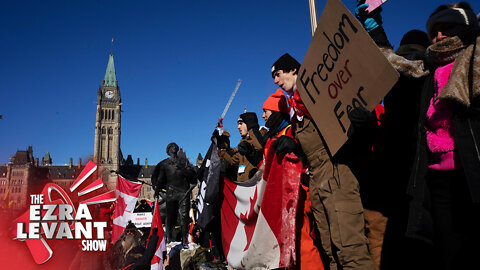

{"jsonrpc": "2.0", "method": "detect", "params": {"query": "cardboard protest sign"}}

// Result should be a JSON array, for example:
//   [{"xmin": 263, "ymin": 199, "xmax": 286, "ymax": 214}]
[{"xmin": 296, "ymin": 0, "xmax": 398, "ymax": 155}]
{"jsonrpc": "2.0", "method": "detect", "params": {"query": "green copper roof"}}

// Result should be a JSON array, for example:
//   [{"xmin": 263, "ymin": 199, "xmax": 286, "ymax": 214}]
[{"xmin": 103, "ymin": 53, "xmax": 117, "ymax": 87}]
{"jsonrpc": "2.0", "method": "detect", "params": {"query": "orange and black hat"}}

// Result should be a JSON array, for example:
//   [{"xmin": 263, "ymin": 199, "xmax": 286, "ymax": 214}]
[{"xmin": 263, "ymin": 89, "xmax": 288, "ymax": 114}]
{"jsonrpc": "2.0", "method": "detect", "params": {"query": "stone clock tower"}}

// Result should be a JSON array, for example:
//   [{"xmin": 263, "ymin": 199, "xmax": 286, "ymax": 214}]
[{"xmin": 94, "ymin": 53, "xmax": 122, "ymax": 189}]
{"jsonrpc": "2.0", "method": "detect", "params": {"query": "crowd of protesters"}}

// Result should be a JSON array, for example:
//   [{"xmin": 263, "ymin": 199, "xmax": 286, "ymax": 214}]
[
  {"xmin": 194, "ymin": 2, "xmax": 479, "ymax": 269},
  {"xmin": 100, "ymin": 1, "xmax": 480, "ymax": 270}
]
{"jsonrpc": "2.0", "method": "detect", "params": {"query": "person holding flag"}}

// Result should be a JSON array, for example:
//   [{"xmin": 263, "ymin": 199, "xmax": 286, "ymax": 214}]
[
  {"xmin": 219, "ymin": 89, "xmax": 323, "ymax": 269},
  {"xmin": 261, "ymin": 89, "xmax": 324, "ymax": 270},
  {"xmin": 270, "ymin": 53, "xmax": 374, "ymax": 269},
  {"xmin": 148, "ymin": 197, "xmax": 167, "ymax": 270},
  {"xmin": 112, "ymin": 174, "xmax": 143, "ymax": 244},
  {"xmin": 196, "ymin": 131, "xmax": 227, "ymax": 263}
]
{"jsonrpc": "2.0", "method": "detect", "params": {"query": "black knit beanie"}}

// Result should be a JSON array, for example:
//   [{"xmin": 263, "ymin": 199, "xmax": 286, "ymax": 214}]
[
  {"xmin": 397, "ymin": 30, "xmax": 431, "ymax": 61},
  {"xmin": 400, "ymin": 30, "xmax": 431, "ymax": 48},
  {"xmin": 238, "ymin": 112, "xmax": 259, "ymax": 131},
  {"xmin": 271, "ymin": 53, "xmax": 300, "ymax": 78}
]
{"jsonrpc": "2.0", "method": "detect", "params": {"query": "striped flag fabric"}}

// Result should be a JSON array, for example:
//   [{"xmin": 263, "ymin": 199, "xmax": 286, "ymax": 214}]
[
  {"xmin": 149, "ymin": 197, "xmax": 167, "ymax": 270},
  {"xmin": 221, "ymin": 152, "xmax": 302, "ymax": 269},
  {"xmin": 111, "ymin": 174, "xmax": 143, "ymax": 243}
]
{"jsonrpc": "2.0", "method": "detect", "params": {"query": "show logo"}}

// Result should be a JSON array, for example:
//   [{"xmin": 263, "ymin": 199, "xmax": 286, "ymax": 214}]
[{"xmin": 10, "ymin": 161, "xmax": 116, "ymax": 264}]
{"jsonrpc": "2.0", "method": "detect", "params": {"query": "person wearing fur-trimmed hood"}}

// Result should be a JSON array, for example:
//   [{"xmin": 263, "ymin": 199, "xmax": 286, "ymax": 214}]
[{"xmin": 357, "ymin": 2, "xmax": 480, "ymax": 269}]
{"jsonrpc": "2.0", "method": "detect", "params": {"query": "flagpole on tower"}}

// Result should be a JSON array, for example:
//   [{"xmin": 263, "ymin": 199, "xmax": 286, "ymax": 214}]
[
  {"xmin": 110, "ymin": 37, "xmax": 114, "ymax": 54},
  {"xmin": 308, "ymin": 0, "xmax": 318, "ymax": 37}
]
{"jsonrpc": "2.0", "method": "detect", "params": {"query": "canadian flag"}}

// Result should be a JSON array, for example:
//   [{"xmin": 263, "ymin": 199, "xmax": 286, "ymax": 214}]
[
  {"xmin": 111, "ymin": 174, "xmax": 143, "ymax": 243},
  {"xmin": 149, "ymin": 197, "xmax": 167, "ymax": 270},
  {"xmin": 221, "ymin": 152, "xmax": 302, "ymax": 269}
]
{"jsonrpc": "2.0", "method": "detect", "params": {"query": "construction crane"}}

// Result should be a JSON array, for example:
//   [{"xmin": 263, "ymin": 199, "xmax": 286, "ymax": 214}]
[{"xmin": 217, "ymin": 79, "xmax": 242, "ymax": 128}]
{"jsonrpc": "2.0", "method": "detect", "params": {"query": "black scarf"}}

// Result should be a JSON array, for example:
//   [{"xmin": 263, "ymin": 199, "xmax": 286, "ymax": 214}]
[{"xmin": 265, "ymin": 111, "xmax": 289, "ymax": 138}]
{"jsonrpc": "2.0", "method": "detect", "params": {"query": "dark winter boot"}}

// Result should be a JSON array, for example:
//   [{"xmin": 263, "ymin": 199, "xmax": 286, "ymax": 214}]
[{"xmin": 181, "ymin": 223, "xmax": 189, "ymax": 249}]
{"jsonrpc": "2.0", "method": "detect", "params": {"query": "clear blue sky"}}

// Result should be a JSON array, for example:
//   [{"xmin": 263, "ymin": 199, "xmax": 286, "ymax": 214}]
[{"xmin": 1, "ymin": 0, "xmax": 479, "ymax": 165}]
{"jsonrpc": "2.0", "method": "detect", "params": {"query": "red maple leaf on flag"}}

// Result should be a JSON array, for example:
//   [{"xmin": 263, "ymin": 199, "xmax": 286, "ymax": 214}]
[
  {"xmin": 116, "ymin": 195, "xmax": 127, "ymax": 217},
  {"xmin": 239, "ymin": 187, "xmax": 258, "ymax": 251},
  {"xmin": 239, "ymin": 186, "xmax": 258, "ymax": 222}
]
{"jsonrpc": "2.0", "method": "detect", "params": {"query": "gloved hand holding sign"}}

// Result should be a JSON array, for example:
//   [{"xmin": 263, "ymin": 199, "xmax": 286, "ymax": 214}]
[{"xmin": 355, "ymin": 0, "xmax": 384, "ymax": 32}]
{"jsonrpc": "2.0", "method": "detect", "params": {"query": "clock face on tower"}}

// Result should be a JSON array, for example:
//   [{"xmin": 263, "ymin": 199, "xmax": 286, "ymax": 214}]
[{"xmin": 105, "ymin": 90, "xmax": 114, "ymax": 98}]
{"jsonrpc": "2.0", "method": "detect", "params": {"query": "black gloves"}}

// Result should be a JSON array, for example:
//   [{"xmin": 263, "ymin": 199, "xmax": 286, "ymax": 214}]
[
  {"xmin": 344, "ymin": 106, "xmax": 378, "ymax": 155},
  {"xmin": 272, "ymin": 135, "xmax": 308, "ymax": 165},
  {"xmin": 237, "ymin": 140, "xmax": 263, "ymax": 166},
  {"xmin": 218, "ymin": 136, "xmax": 230, "ymax": 150},
  {"xmin": 348, "ymin": 106, "xmax": 378, "ymax": 136},
  {"xmin": 272, "ymin": 136, "xmax": 298, "ymax": 155},
  {"xmin": 237, "ymin": 141, "xmax": 252, "ymax": 156},
  {"xmin": 212, "ymin": 129, "xmax": 230, "ymax": 150}
]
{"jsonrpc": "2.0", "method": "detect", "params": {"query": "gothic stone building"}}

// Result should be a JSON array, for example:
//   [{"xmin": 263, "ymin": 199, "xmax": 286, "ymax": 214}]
[
  {"xmin": 0, "ymin": 53, "xmax": 204, "ymax": 209},
  {"xmin": 92, "ymin": 53, "xmax": 157, "ymax": 199},
  {"xmin": 0, "ymin": 54, "xmax": 159, "ymax": 209},
  {"xmin": 93, "ymin": 53, "xmax": 123, "ymax": 190},
  {"xmin": 0, "ymin": 148, "xmax": 83, "ymax": 209},
  {"xmin": 0, "ymin": 146, "xmax": 158, "ymax": 210}
]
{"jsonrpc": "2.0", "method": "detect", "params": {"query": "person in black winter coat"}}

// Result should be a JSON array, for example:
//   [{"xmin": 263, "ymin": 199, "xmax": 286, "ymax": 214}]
[
  {"xmin": 110, "ymin": 222, "xmax": 159, "ymax": 270},
  {"xmin": 370, "ymin": 28, "xmax": 435, "ymax": 270},
  {"xmin": 122, "ymin": 228, "xmax": 159, "ymax": 270},
  {"xmin": 356, "ymin": 1, "xmax": 480, "ymax": 269},
  {"xmin": 151, "ymin": 142, "xmax": 197, "ymax": 247}
]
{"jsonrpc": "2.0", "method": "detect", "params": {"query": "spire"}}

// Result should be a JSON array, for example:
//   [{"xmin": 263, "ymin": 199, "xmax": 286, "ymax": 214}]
[
  {"xmin": 42, "ymin": 152, "xmax": 52, "ymax": 165},
  {"xmin": 103, "ymin": 53, "xmax": 117, "ymax": 87}
]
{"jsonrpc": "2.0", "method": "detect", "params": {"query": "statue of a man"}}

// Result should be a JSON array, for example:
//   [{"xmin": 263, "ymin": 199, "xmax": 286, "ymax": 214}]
[{"xmin": 151, "ymin": 142, "xmax": 196, "ymax": 248}]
